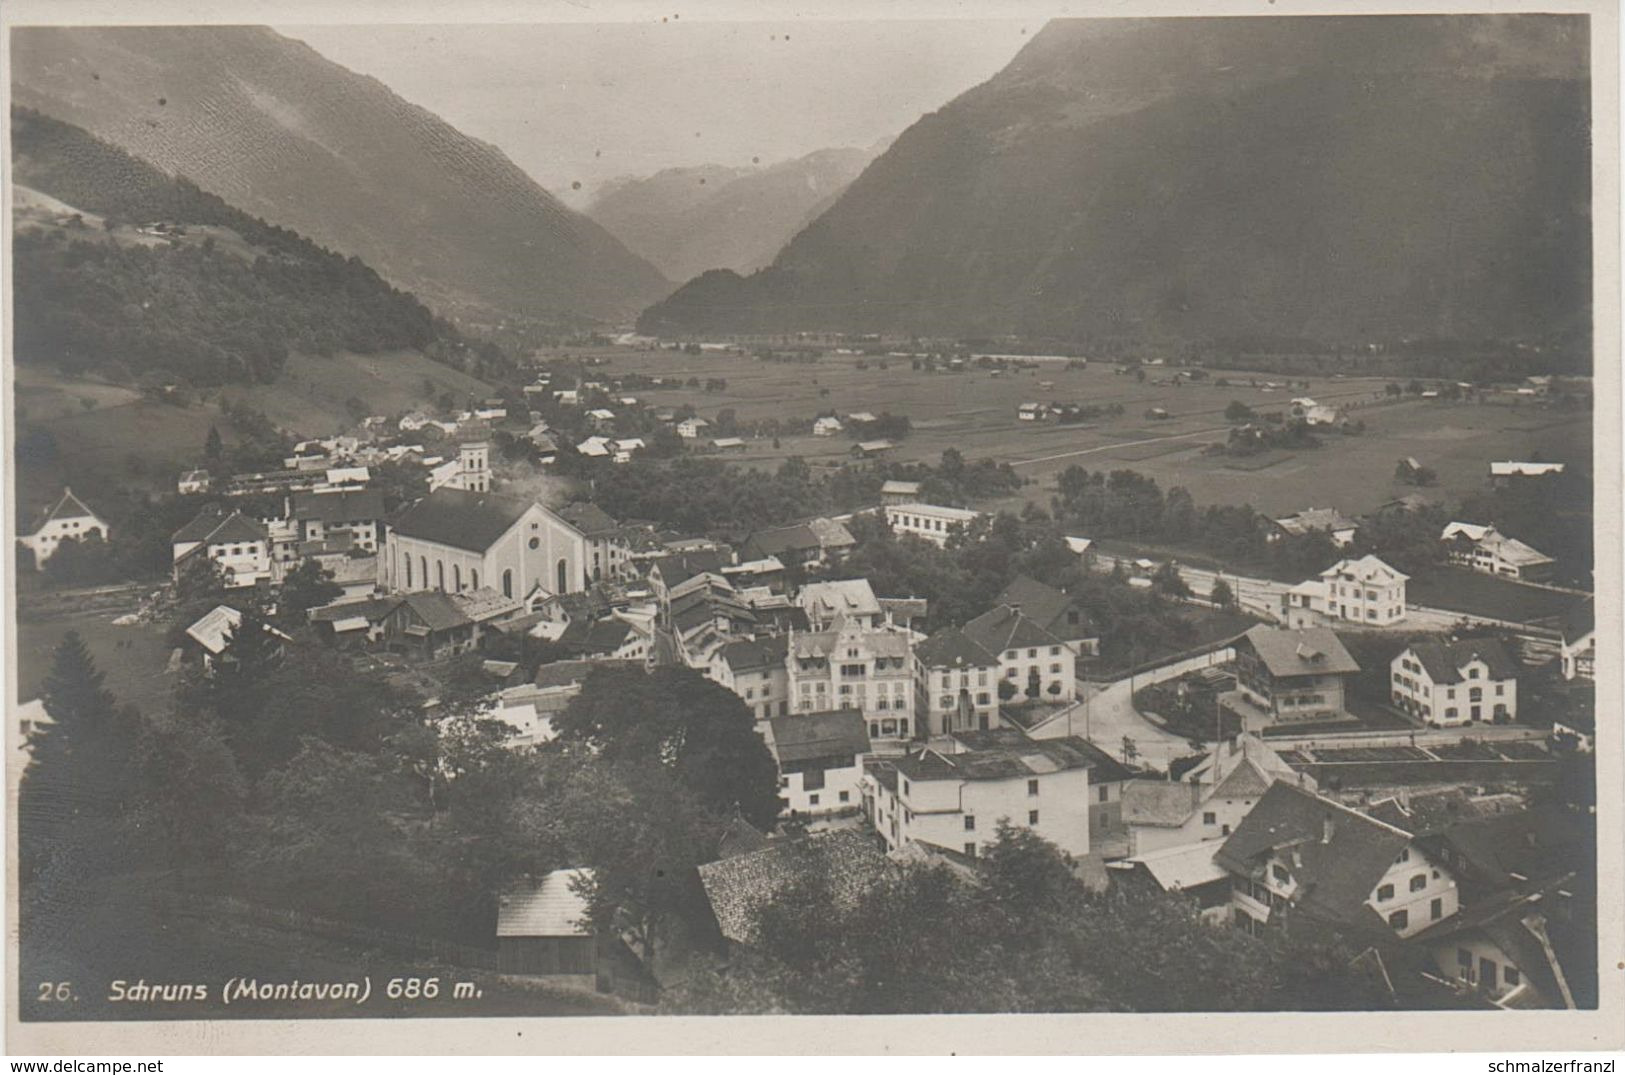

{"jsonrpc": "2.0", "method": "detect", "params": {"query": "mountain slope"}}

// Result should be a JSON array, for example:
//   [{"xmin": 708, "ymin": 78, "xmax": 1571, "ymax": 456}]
[
  {"xmin": 640, "ymin": 15, "xmax": 1590, "ymax": 346},
  {"xmin": 11, "ymin": 25, "xmax": 671, "ymax": 324},
  {"xmin": 586, "ymin": 144, "xmax": 883, "ymax": 282}
]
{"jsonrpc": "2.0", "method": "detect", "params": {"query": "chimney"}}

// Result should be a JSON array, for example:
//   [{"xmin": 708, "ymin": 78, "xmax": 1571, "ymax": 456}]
[{"xmin": 1322, "ymin": 816, "xmax": 1336, "ymax": 844}]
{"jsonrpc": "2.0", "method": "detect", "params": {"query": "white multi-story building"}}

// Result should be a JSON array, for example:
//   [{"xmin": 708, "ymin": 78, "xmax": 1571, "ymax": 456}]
[
  {"xmin": 799, "ymin": 578, "xmax": 883, "ymax": 630},
  {"xmin": 1283, "ymin": 554, "xmax": 1407, "ymax": 628},
  {"xmin": 883, "ymin": 502, "xmax": 981, "ymax": 547},
  {"xmin": 865, "ymin": 734, "xmax": 1097, "ymax": 859},
  {"xmin": 788, "ymin": 618, "xmax": 915, "ymax": 746},
  {"xmin": 1219, "ymin": 783, "xmax": 1460, "ymax": 940},
  {"xmin": 171, "ymin": 508, "xmax": 272, "ymax": 588},
  {"xmin": 1390, "ymin": 639, "xmax": 1519, "ymax": 726},
  {"xmin": 1124, "ymin": 733, "xmax": 1317, "ymax": 855},
  {"xmin": 428, "ymin": 442, "xmax": 491, "ymax": 493},
  {"xmin": 913, "ymin": 626, "xmax": 1001, "ymax": 736},
  {"xmin": 20, "ymin": 488, "xmax": 110, "ymax": 570},
  {"xmin": 962, "ymin": 602, "xmax": 1078, "ymax": 704},
  {"xmin": 710, "ymin": 635, "xmax": 791, "ymax": 723}
]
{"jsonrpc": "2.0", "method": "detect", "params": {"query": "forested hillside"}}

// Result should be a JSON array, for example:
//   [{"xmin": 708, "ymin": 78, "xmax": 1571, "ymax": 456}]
[{"xmin": 12, "ymin": 108, "xmax": 503, "ymax": 387}]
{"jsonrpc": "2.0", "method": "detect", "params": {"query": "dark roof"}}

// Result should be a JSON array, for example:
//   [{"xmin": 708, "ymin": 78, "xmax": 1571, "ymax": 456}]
[
  {"xmin": 532, "ymin": 658, "xmax": 640, "ymax": 689},
  {"xmin": 400, "ymin": 590, "xmax": 471, "ymax": 632},
  {"xmin": 32, "ymin": 487, "xmax": 100, "ymax": 530},
  {"xmin": 172, "ymin": 508, "xmax": 268, "ymax": 546},
  {"xmin": 698, "ymin": 829, "xmax": 888, "ymax": 945},
  {"xmin": 962, "ymin": 603, "xmax": 1063, "ymax": 655},
  {"xmin": 1362, "ymin": 789, "xmax": 1520, "ymax": 837},
  {"xmin": 292, "ymin": 488, "xmax": 385, "ymax": 523},
  {"xmin": 559, "ymin": 617, "xmax": 635, "ymax": 654},
  {"xmin": 945, "ymin": 728, "xmax": 1134, "ymax": 783},
  {"xmin": 913, "ymin": 626, "xmax": 997, "ymax": 669},
  {"xmin": 993, "ymin": 574, "xmax": 1094, "ymax": 638},
  {"xmin": 878, "ymin": 596, "xmax": 929, "ymax": 623},
  {"xmin": 1239, "ymin": 625, "xmax": 1360, "ymax": 678},
  {"xmin": 390, "ymin": 488, "xmax": 536, "ymax": 553},
  {"xmin": 1412, "ymin": 876, "xmax": 1581, "ymax": 1008},
  {"xmin": 1561, "ymin": 598, "xmax": 1594, "ymax": 644},
  {"xmin": 555, "ymin": 500, "xmax": 619, "ymax": 537},
  {"xmin": 894, "ymin": 733, "xmax": 1097, "ymax": 783},
  {"xmin": 719, "ymin": 634, "xmax": 790, "ymax": 672},
  {"xmin": 715, "ymin": 817, "xmax": 774, "ymax": 860},
  {"xmin": 308, "ymin": 595, "xmax": 402, "ymax": 623},
  {"xmin": 1406, "ymin": 638, "xmax": 1519, "ymax": 684},
  {"xmin": 743, "ymin": 523, "xmax": 823, "ymax": 558},
  {"xmin": 768, "ymin": 709, "xmax": 871, "ymax": 765},
  {"xmin": 652, "ymin": 550, "xmax": 729, "ymax": 587},
  {"xmin": 1418, "ymin": 807, "xmax": 1595, "ymax": 898},
  {"xmin": 1215, "ymin": 783, "xmax": 1411, "ymax": 930}
]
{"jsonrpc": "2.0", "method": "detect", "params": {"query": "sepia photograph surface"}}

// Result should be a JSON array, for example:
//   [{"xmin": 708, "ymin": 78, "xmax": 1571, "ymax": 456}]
[{"xmin": 3, "ymin": 0, "xmax": 1620, "ymax": 1056}]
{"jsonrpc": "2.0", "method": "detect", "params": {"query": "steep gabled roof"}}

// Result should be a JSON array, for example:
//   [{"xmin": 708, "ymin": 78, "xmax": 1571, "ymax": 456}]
[
  {"xmin": 1405, "ymin": 638, "xmax": 1520, "ymax": 685},
  {"xmin": 744, "ymin": 523, "xmax": 822, "ymax": 557},
  {"xmin": 172, "ymin": 508, "xmax": 268, "ymax": 546},
  {"xmin": 914, "ymin": 626, "xmax": 998, "ymax": 669},
  {"xmin": 1216, "ymin": 783, "xmax": 1413, "ymax": 930},
  {"xmin": 400, "ymin": 590, "xmax": 472, "ymax": 632},
  {"xmin": 963, "ymin": 603, "xmax": 1063, "ymax": 655},
  {"xmin": 993, "ymin": 573, "xmax": 1094, "ymax": 638},
  {"xmin": 390, "ymin": 488, "xmax": 539, "ymax": 553},
  {"xmin": 718, "ymin": 634, "xmax": 790, "ymax": 672},
  {"xmin": 37, "ymin": 487, "xmax": 101, "ymax": 528}
]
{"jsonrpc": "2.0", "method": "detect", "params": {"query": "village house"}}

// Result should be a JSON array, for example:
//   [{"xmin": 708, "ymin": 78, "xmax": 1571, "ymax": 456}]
[
  {"xmin": 380, "ymin": 487, "xmax": 594, "ymax": 602},
  {"xmin": 710, "ymin": 436, "xmax": 746, "ymax": 453},
  {"xmin": 788, "ymin": 617, "xmax": 915, "ymax": 747},
  {"xmin": 1269, "ymin": 507, "xmax": 1360, "ymax": 547},
  {"xmin": 670, "ymin": 581, "xmax": 760, "ymax": 668},
  {"xmin": 710, "ymin": 635, "xmax": 791, "ymax": 721},
  {"xmin": 962, "ymin": 600, "xmax": 1078, "ymax": 704},
  {"xmin": 767, "ymin": 709, "xmax": 872, "ymax": 818},
  {"xmin": 380, "ymin": 590, "xmax": 478, "ymax": 660},
  {"xmin": 182, "ymin": 605, "xmax": 291, "ymax": 668},
  {"xmin": 913, "ymin": 626, "xmax": 1001, "ymax": 736},
  {"xmin": 290, "ymin": 488, "xmax": 385, "ymax": 554},
  {"xmin": 1226, "ymin": 625, "xmax": 1360, "ymax": 727},
  {"xmin": 308, "ymin": 594, "xmax": 401, "ymax": 647},
  {"xmin": 1123, "ymin": 733, "xmax": 1317, "ymax": 855},
  {"xmin": 1283, "ymin": 554, "xmax": 1408, "ymax": 628},
  {"xmin": 177, "ymin": 469, "xmax": 211, "ymax": 495},
  {"xmin": 720, "ymin": 555, "xmax": 788, "ymax": 594},
  {"xmin": 740, "ymin": 522, "xmax": 826, "ymax": 571},
  {"xmin": 812, "ymin": 415, "xmax": 843, "ymax": 437},
  {"xmin": 1017, "ymin": 402, "xmax": 1047, "ymax": 422},
  {"xmin": 943, "ymin": 727, "xmax": 1135, "ymax": 844},
  {"xmin": 172, "ymin": 507, "xmax": 273, "ymax": 588},
  {"xmin": 1390, "ymin": 638, "xmax": 1519, "ymax": 726},
  {"xmin": 852, "ymin": 438, "xmax": 898, "ymax": 458},
  {"xmin": 883, "ymin": 502, "xmax": 981, "ymax": 547},
  {"xmin": 805, "ymin": 516, "xmax": 857, "ymax": 561},
  {"xmin": 1559, "ymin": 599, "xmax": 1594, "ymax": 682},
  {"xmin": 865, "ymin": 734, "xmax": 1098, "ymax": 859},
  {"xmin": 647, "ymin": 549, "xmax": 732, "ymax": 613},
  {"xmin": 991, "ymin": 574, "xmax": 1100, "ymax": 657},
  {"xmin": 1218, "ymin": 782, "xmax": 1461, "ymax": 940},
  {"xmin": 799, "ymin": 578, "xmax": 883, "ymax": 630},
  {"xmin": 676, "ymin": 416, "xmax": 710, "ymax": 439},
  {"xmin": 19, "ymin": 488, "xmax": 111, "ymax": 570},
  {"xmin": 555, "ymin": 614, "xmax": 652, "ymax": 663},
  {"xmin": 1440, "ymin": 522, "xmax": 1555, "ymax": 582}
]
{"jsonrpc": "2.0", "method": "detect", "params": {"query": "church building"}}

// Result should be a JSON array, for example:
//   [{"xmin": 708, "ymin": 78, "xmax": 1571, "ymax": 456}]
[{"xmin": 380, "ymin": 488, "xmax": 594, "ymax": 601}]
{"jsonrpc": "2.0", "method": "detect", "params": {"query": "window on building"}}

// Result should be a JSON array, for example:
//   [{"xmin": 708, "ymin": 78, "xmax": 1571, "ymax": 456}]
[
  {"xmin": 964, "ymin": 815, "xmax": 976, "ymax": 831},
  {"xmin": 1098, "ymin": 786, "xmax": 1109, "ymax": 803},
  {"xmin": 1203, "ymin": 812, "xmax": 1217, "ymax": 825},
  {"xmin": 1271, "ymin": 864, "xmax": 1290, "ymax": 885},
  {"xmin": 502, "ymin": 569, "xmax": 513, "ymax": 599},
  {"xmin": 808, "ymin": 794, "xmax": 820, "ymax": 807},
  {"xmin": 1388, "ymin": 910, "xmax": 1408, "ymax": 930},
  {"xmin": 453, "ymin": 564, "xmax": 462, "ymax": 591},
  {"xmin": 1431, "ymin": 897, "xmax": 1443, "ymax": 921},
  {"xmin": 1050, "ymin": 646, "xmax": 1060, "ymax": 656},
  {"xmin": 1050, "ymin": 663, "xmax": 1061, "ymax": 674},
  {"xmin": 1028, "ymin": 810, "xmax": 1039, "ymax": 825},
  {"xmin": 1410, "ymin": 873, "xmax": 1427, "ymax": 892},
  {"xmin": 840, "ymin": 791, "xmax": 850, "ymax": 803},
  {"xmin": 1026, "ymin": 779, "xmax": 1040, "ymax": 797},
  {"xmin": 556, "ymin": 558, "xmax": 568, "ymax": 594},
  {"xmin": 1495, "ymin": 684, "xmax": 1505, "ymax": 696},
  {"xmin": 1468, "ymin": 667, "xmax": 1480, "ymax": 679},
  {"xmin": 437, "ymin": 561, "xmax": 446, "ymax": 591},
  {"xmin": 1377, "ymin": 884, "xmax": 1395, "ymax": 901},
  {"xmin": 405, "ymin": 557, "xmax": 413, "ymax": 587},
  {"xmin": 964, "ymin": 843, "xmax": 977, "ymax": 858},
  {"xmin": 1457, "ymin": 948, "xmax": 1472, "ymax": 967}
]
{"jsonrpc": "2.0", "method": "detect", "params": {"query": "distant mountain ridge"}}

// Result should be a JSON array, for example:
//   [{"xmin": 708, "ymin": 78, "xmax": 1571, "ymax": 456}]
[
  {"xmin": 641, "ymin": 15, "xmax": 1591, "ymax": 347},
  {"xmin": 585, "ymin": 144, "xmax": 884, "ymax": 282},
  {"xmin": 11, "ymin": 25, "xmax": 671, "ymax": 325}
]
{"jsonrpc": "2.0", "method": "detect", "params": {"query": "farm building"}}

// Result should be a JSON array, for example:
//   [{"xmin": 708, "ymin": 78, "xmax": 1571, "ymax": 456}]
[{"xmin": 19, "ymin": 488, "xmax": 110, "ymax": 570}]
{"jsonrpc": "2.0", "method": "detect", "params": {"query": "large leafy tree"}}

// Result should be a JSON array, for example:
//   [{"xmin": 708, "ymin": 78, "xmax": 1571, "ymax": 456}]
[{"xmin": 554, "ymin": 664, "xmax": 780, "ymax": 830}]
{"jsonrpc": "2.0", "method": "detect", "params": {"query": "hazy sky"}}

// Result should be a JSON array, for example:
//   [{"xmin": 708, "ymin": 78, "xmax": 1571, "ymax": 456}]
[{"xmin": 280, "ymin": 21, "xmax": 1031, "ymax": 203}]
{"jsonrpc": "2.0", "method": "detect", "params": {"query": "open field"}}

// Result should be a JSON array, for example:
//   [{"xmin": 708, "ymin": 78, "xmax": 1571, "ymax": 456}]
[
  {"xmin": 1407, "ymin": 569, "xmax": 1588, "ymax": 627},
  {"xmin": 14, "ymin": 606, "xmax": 176, "ymax": 718},
  {"xmin": 551, "ymin": 346, "xmax": 1590, "ymax": 518}
]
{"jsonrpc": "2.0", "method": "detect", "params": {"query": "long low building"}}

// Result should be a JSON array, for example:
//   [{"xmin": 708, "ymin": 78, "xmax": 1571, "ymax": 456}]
[{"xmin": 884, "ymin": 502, "xmax": 981, "ymax": 546}]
